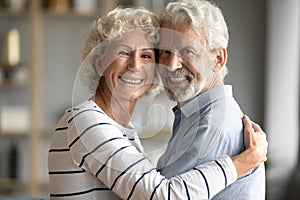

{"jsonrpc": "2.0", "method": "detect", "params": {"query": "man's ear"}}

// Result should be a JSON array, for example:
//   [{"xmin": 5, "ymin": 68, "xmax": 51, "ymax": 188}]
[
  {"xmin": 92, "ymin": 55, "xmax": 103, "ymax": 76},
  {"xmin": 213, "ymin": 48, "xmax": 227, "ymax": 71}
]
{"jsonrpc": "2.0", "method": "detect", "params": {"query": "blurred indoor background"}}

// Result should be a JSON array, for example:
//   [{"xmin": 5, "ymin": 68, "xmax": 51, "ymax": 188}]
[{"xmin": 0, "ymin": 0, "xmax": 299, "ymax": 199}]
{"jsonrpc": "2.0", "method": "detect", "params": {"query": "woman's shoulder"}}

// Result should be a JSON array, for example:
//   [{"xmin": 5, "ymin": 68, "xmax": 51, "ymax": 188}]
[
  {"xmin": 55, "ymin": 100, "xmax": 108, "ymax": 126},
  {"xmin": 69, "ymin": 99, "xmax": 110, "ymax": 121}
]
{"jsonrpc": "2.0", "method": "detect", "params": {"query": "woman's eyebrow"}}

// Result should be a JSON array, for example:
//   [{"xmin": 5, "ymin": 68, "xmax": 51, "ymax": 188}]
[
  {"xmin": 118, "ymin": 44, "xmax": 132, "ymax": 50},
  {"xmin": 118, "ymin": 45, "xmax": 154, "ymax": 52},
  {"xmin": 141, "ymin": 48, "xmax": 154, "ymax": 52}
]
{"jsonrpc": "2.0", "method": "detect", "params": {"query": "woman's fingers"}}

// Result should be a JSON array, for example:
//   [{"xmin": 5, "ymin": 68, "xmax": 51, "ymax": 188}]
[
  {"xmin": 242, "ymin": 115, "xmax": 252, "ymax": 131},
  {"xmin": 251, "ymin": 121, "xmax": 263, "ymax": 132},
  {"xmin": 242, "ymin": 115, "xmax": 253, "ymax": 148},
  {"xmin": 242, "ymin": 115, "xmax": 268, "ymax": 162}
]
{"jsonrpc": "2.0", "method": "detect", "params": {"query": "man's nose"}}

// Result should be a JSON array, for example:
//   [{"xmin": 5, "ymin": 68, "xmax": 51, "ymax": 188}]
[{"xmin": 166, "ymin": 53, "xmax": 182, "ymax": 72}]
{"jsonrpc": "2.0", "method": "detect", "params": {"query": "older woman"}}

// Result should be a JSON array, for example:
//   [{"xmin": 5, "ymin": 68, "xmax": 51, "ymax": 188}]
[{"xmin": 48, "ymin": 7, "xmax": 267, "ymax": 200}]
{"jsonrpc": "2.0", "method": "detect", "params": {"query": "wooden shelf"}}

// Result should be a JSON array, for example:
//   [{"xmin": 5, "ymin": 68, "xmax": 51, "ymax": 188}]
[
  {"xmin": 0, "ymin": 82, "xmax": 28, "ymax": 90},
  {"xmin": 0, "ymin": 179, "xmax": 27, "ymax": 196},
  {"xmin": 0, "ymin": 132, "xmax": 28, "ymax": 137},
  {"xmin": 0, "ymin": 9, "xmax": 28, "ymax": 17},
  {"xmin": 0, "ymin": 179, "xmax": 26, "ymax": 188},
  {"xmin": 0, "ymin": 0, "xmax": 118, "ymax": 198},
  {"xmin": 42, "ymin": 10, "xmax": 100, "ymax": 19}
]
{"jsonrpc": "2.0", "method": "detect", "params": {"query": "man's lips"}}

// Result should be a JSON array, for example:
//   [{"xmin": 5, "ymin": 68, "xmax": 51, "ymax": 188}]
[
  {"xmin": 166, "ymin": 75, "xmax": 190, "ymax": 88},
  {"xmin": 169, "ymin": 76, "xmax": 186, "ymax": 82}
]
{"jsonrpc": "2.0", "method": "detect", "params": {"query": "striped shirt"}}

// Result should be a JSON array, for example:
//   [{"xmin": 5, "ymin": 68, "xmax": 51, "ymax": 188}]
[{"xmin": 48, "ymin": 100, "xmax": 237, "ymax": 199}]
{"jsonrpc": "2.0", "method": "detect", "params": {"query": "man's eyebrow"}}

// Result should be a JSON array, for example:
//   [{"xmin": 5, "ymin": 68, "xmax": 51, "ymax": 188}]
[
  {"xmin": 182, "ymin": 42, "xmax": 204, "ymax": 52},
  {"xmin": 157, "ymin": 44, "xmax": 172, "ymax": 50},
  {"xmin": 181, "ymin": 45, "xmax": 197, "ymax": 51}
]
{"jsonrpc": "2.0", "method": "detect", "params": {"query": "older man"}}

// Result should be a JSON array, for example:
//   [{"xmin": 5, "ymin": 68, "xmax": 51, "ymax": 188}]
[{"xmin": 156, "ymin": 0, "xmax": 265, "ymax": 199}]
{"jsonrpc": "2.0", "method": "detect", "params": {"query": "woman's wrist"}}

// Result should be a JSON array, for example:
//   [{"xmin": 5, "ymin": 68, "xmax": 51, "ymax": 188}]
[{"xmin": 231, "ymin": 147, "xmax": 260, "ymax": 178}]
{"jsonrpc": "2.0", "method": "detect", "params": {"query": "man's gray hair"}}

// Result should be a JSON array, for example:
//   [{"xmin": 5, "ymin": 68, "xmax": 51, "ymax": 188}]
[{"xmin": 160, "ymin": 0, "xmax": 229, "ymax": 78}]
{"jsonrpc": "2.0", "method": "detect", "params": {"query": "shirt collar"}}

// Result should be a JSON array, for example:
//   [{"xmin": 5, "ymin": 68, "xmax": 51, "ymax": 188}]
[{"xmin": 178, "ymin": 85, "xmax": 233, "ymax": 118}]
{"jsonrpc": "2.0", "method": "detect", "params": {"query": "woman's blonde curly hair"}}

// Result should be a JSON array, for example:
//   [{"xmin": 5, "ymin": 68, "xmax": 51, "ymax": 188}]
[{"xmin": 80, "ymin": 7, "xmax": 161, "ymax": 96}]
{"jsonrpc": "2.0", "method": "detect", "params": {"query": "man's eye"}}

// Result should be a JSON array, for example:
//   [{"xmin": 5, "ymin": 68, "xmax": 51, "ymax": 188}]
[
  {"xmin": 181, "ymin": 49, "xmax": 196, "ymax": 58},
  {"xmin": 185, "ymin": 49, "xmax": 194, "ymax": 55},
  {"xmin": 164, "ymin": 50, "xmax": 172, "ymax": 54},
  {"xmin": 160, "ymin": 49, "xmax": 172, "ymax": 55}
]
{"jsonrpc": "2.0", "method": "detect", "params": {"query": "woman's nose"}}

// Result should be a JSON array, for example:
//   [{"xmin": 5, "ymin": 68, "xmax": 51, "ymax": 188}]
[{"xmin": 127, "ymin": 52, "xmax": 141, "ymax": 70}]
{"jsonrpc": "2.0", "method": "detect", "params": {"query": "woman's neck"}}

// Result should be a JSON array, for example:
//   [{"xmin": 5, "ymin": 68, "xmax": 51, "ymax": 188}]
[{"xmin": 94, "ymin": 84, "xmax": 136, "ymax": 128}]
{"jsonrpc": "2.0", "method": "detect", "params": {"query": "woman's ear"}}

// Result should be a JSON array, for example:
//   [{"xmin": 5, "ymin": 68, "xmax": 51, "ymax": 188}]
[
  {"xmin": 92, "ymin": 55, "xmax": 103, "ymax": 76},
  {"xmin": 213, "ymin": 48, "xmax": 227, "ymax": 71}
]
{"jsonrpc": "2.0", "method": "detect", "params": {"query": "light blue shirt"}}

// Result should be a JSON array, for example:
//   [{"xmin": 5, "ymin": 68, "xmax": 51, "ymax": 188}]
[{"xmin": 157, "ymin": 85, "xmax": 265, "ymax": 199}]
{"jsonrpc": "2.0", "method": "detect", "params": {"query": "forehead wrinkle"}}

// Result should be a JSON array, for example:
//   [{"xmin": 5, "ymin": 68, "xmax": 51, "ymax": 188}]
[
  {"xmin": 159, "ymin": 31, "xmax": 174, "ymax": 51},
  {"xmin": 112, "ymin": 31, "xmax": 154, "ymax": 51},
  {"xmin": 141, "ymin": 48, "xmax": 155, "ymax": 52},
  {"xmin": 118, "ymin": 43, "xmax": 132, "ymax": 50},
  {"xmin": 114, "ymin": 41, "xmax": 153, "ymax": 52},
  {"xmin": 160, "ymin": 32, "xmax": 202, "ymax": 54}
]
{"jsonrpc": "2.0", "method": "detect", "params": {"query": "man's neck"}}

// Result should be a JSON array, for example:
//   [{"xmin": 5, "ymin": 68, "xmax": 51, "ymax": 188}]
[{"xmin": 177, "ymin": 81, "xmax": 224, "ymax": 108}]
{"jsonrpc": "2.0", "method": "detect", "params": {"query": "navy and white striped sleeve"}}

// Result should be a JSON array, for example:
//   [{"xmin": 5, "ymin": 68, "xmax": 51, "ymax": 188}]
[{"xmin": 67, "ymin": 109, "xmax": 237, "ymax": 199}]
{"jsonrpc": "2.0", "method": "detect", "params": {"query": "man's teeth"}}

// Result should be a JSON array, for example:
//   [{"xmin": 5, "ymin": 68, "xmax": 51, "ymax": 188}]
[
  {"xmin": 121, "ymin": 77, "xmax": 142, "ymax": 84},
  {"xmin": 169, "ymin": 76, "xmax": 186, "ymax": 82}
]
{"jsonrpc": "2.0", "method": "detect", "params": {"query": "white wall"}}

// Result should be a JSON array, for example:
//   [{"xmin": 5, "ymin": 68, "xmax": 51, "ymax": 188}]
[
  {"xmin": 215, "ymin": 0, "xmax": 266, "ymax": 124},
  {"xmin": 265, "ymin": 0, "xmax": 300, "ymax": 199}
]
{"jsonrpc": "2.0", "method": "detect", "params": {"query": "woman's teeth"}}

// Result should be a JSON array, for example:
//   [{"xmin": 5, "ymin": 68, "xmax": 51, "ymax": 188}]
[{"xmin": 120, "ymin": 77, "xmax": 142, "ymax": 84}]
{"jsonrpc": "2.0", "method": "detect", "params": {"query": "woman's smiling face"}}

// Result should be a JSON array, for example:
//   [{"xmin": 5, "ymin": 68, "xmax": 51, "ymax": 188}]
[{"xmin": 99, "ymin": 30, "xmax": 156, "ymax": 101}]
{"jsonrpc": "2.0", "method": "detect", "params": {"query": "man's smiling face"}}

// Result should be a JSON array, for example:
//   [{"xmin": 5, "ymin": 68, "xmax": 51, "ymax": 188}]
[{"xmin": 158, "ymin": 22, "xmax": 214, "ymax": 104}]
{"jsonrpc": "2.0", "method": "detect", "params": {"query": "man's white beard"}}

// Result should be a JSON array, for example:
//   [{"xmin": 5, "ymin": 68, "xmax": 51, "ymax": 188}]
[{"xmin": 166, "ymin": 78, "xmax": 206, "ymax": 103}]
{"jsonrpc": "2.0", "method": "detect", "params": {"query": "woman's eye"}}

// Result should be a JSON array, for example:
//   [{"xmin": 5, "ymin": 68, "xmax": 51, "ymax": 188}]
[
  {"xmin": 141, "ymin": 54, "xmax": 152, "ymax": 59},
  {"xmin": 118, "ymin": 51, "xmax": 129, "ymax": 56}
]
